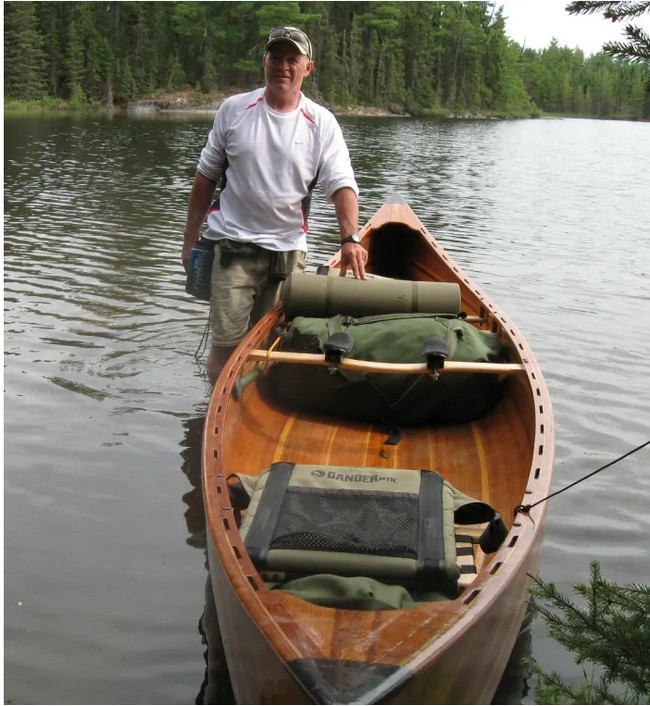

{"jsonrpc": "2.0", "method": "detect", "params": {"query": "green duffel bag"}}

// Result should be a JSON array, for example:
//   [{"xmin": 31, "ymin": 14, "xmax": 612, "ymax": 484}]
[{"xmin": 259, "ymin": 313, "xmax": 507, "ymax": 425}]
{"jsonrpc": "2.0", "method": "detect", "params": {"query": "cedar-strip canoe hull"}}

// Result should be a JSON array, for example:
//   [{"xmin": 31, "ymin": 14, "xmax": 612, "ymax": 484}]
[
  {"xmin": 205, "ymin": 517, "xmax": 543, "ymax": 704},
  {"xmin": 202, "ymin": 196, "xmax": 554, "ymax": 704}
]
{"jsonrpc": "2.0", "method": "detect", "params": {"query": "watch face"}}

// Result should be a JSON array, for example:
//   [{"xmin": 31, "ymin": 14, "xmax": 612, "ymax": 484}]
[{"xmin": 343, "ymin": 234, "xmax": 361, "ymax": 244}]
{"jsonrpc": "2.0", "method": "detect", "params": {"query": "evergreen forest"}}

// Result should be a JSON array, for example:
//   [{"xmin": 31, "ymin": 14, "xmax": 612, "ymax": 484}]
[{"xmin": 4, "ymin": 0, "xmax": 650, "ymax": 119}]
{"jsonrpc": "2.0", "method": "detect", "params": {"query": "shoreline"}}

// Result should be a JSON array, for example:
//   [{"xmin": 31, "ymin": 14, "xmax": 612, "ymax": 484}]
[
  {"xmin": 126, "ymin": 91, "xmax": 404, "ymax": 118},
  {"xmin": 122, "ymin": 89, "xmax": 539, "ymax": 120},
  {"xmin": 6, "ymin": 89, "xmax": 645, "ymax": 122},
  {"xmin": 4, "ymin": 89, "xmax": 535, "ymax": 120}
]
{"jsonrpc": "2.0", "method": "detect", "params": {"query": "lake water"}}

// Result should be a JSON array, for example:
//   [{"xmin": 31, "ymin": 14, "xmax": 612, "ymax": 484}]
[{"xmin": 4, "ymin": 111, "xmax": 650, "ymax": 705}]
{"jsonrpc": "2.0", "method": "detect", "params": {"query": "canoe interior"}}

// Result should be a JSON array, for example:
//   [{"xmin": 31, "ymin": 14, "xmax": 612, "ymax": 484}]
[
  {"xmin": 216, "ymin": 219, "xmax": 539, "ymax": 527},
  {"xmin": 202, "ymin": 201, "xmax": 554, "ymax": 704},
  {"xmin": 220, "ymin": 373, "xmax": 534, "ymax": 525}
]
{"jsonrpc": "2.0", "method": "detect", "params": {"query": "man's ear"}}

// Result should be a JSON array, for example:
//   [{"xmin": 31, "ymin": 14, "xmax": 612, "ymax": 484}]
[{"xmin": 304, "ymin": 59, "xmax": 315, "ymax": 77}]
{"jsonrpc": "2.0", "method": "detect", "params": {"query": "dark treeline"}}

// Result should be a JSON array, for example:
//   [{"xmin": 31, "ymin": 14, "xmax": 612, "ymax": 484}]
[{"xmin": 4, "ymin": 1, "xmax": 649, "ymax": 119}]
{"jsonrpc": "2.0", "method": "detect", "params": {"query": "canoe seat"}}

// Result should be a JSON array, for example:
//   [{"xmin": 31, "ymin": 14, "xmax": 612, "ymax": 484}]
[{"xmin": 230, "ymin": 462, "xmax": 506, "ymax": 603}]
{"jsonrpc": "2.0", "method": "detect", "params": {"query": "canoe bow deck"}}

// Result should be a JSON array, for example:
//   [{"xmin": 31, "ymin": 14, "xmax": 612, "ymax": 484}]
[{"xmin": 202, "ymin": 196, "xmax": 554, "ymax": 704}]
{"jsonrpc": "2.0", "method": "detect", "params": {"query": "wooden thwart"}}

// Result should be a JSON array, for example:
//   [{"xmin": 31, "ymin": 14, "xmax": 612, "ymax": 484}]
[{"xmin": 247, "ymin": 348, "xmax": 525, "ymax": 375}]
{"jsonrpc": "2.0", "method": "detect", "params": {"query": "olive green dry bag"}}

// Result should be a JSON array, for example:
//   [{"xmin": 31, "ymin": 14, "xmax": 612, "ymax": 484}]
[{"xmin": 260, "ymin": 313, "xmax": 507, "ymax": 425}]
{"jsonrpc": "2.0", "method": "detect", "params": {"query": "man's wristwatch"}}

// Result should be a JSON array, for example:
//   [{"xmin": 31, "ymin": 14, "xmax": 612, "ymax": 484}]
[{"xmin": 341, "ymin": 234, "xmax": 362, "ymax": 245}]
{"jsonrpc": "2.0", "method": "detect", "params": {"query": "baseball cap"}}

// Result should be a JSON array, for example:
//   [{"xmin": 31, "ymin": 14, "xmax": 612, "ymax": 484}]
[{"xmin": 265, "ymin": 26, "xmax": 312, "ymax": 59}]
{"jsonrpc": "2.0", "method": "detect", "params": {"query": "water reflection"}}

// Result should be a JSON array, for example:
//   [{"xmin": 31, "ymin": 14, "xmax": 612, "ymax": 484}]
[
  {"xmin": 196, "ymin": 574, "xmax": 236, "ymax": 705},
  {"xmin": 179, "ymin": 411, "xmax": 235, "ymax": 703},
  {"xmin": 180, "ymin": 411, "xmax": 209, "ymax": 551}
]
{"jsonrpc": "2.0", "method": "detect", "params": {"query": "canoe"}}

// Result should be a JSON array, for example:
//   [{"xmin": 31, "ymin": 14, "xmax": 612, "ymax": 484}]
[{"xmin": 202, "ymin": 195, "xmax": 555, "ymax": 705}]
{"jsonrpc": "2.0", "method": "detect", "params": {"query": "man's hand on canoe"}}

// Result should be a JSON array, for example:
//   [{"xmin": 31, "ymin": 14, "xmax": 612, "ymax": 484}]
[{"xmin": 340, "ymin": 243, "xmax": 369, "ymax": 279}]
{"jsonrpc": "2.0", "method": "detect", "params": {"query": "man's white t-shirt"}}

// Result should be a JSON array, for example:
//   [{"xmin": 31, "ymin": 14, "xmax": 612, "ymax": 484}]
[{"xmin": 196, "ymin": 87, "xmax": 358, "ymax": 253}]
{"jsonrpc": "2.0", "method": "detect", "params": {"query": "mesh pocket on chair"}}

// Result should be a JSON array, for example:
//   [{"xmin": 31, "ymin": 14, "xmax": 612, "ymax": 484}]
[
  {"xmin": 235, "ymin": 462, "xmax": 504, "ymax": 594},
  {"xmin": 269, "ymin": 487, "xmax": 419, "ymax": 558}
]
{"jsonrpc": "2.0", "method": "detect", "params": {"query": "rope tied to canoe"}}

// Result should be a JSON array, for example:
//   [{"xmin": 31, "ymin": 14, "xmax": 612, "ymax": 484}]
[{"xmin": 514, "ymin": 439, "xmax": 650, "ymax": 516}]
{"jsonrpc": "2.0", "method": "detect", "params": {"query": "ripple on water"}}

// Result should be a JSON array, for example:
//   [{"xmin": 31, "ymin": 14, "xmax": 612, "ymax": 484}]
[{"xmin": 3, "ymin": 114, "xmax": 650, "ymax": 705}]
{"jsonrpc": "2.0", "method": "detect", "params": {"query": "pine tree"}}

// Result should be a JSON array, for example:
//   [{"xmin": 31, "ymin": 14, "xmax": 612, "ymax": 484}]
[
  {"xmin": 4, "ymin": 0, "xmax": 649, "ymax": 119},
  {"xmin": 529, "ymin": 562, "xmax": 650, "ymax": 704},
  {"xmin": 567, "ymin": 1, "xmax": 650, "ymax": 63},
  {"xmin": 4, "ymin": 1, "xmax": 46, "ymax": 100}
]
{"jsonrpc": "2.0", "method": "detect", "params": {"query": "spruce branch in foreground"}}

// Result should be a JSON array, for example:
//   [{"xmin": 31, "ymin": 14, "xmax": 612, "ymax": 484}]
[
  {"xmin": 604, "ymin": 26, "xmax": 650, "ymax": 62},
  {"xmin": 567, "ymin": 1, "xmax": 650, "ymax": 63},
  {"xmin": 529, "ymin": 561, "xmax": 650, "ymax": 704}
]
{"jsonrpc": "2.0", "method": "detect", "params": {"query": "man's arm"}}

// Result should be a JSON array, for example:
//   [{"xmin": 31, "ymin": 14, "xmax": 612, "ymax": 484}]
[
  {"xmin": 182, "ymin": 172, "xmax": 218, "ymax": 272},
  {"xmin": 332, "ymin": 187, "xmax": 367, "ymax": 279}
]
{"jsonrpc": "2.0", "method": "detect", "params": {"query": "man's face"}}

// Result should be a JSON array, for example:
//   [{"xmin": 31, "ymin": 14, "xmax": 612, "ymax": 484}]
[{"xmin": 263, "ymin": 41, "xmax": 313, "ymax": 96}]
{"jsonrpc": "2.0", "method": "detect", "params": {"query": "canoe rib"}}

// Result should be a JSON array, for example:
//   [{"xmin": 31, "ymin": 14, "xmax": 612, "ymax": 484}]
[{"xmin": 202, "ymin": 196, "xmax": 555, "ymax": 705}]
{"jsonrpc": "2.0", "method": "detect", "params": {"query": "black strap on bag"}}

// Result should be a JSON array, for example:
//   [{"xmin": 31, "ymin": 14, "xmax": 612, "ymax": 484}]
[
  {"xmin": 416, "ymin": 470, "xmax": 446, "ymax": 578},
  {"xmin": 244, "ymin": 462, "xmax": 294, "ymax": 566},
  {"xmin": 453, "ymin": 497, "xmax": 508, "ymax": 552}
]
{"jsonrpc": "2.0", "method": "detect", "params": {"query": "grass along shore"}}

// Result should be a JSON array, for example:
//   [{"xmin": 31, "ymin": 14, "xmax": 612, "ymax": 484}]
[{"xmin": 4, "ymin": 88, "xmax": 541, "ymax": 119}]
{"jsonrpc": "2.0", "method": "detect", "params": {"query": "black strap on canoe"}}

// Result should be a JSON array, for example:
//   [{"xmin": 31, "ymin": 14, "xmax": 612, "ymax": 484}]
[{"xmin": 244, "ymin": 461, "xmax": 294, "ymax": 568}]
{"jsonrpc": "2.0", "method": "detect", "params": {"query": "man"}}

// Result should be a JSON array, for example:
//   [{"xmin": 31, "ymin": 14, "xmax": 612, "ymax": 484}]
[{"xmin": 182, "ymin": 26, "xmax": 367, "ymax": 385}]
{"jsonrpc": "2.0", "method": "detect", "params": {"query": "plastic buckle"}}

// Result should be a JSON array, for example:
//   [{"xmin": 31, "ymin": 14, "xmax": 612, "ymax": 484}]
[
  {"xmin": 323, "ymin": 332, "xmax": 354, "ymax": 372},
  {"xmin": 422, "ymin": 336, "xmax": 449, "ymax": 379}
]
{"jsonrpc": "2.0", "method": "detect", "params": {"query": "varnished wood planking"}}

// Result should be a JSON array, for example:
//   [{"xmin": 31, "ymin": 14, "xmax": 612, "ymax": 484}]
[{"xmin": 221, "ymin": 385, "xmax": 531, "ymax": 514}]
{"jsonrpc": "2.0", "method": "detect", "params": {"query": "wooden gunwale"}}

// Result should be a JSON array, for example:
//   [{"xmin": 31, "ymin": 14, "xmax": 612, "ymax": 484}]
[{"xmin": 202, "ymin": 197, "xmax": 554, "ymax": 704}]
